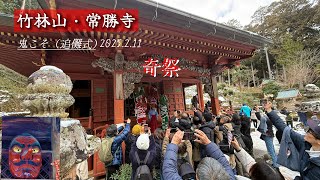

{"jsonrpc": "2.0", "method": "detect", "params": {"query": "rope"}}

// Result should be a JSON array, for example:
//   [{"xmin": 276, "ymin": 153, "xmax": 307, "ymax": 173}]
[
  {"xmin": 114, "ymin": 0, "xmax": 118, "ymax": 9},
  {"xmin": 206, "ymin": 22, "xmax": 217, "ymax": 36},
  {"xmin": 21, "ymin": 0, "xmax": 26, "ymax": 10},
  {"xmin": 152, "ymin": 1, "xmax": 159, "ymax": 21}
]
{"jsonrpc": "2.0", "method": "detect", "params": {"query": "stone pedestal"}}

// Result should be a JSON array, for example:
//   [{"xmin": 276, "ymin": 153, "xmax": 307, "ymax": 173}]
[
  {"xmin": 60, "ymin": 120, "xmax": 100, "ymax": 178},
  {"xmin": 12, "ymin": 66, "xmax": 101, "ymax": 179}
]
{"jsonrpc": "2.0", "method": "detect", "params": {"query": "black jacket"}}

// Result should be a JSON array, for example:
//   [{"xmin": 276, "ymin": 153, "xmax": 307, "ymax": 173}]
[
  {"xmin": 240, "ymin": 117, "xmax": 253, "ymax": 153},
  {"xmin": 125, "ymin": 134, "xmax": 138, "ymax": 163},
  {"xmin": 240, "ymin": 116, "xmax": 251, "ymax": 137},
  {"xmin": 129, "ymin": 136, "xmax": 157, "ymax": 180},
  {"xmin": 199, "ymin": 121, "xmax": 216, "ymax": 158},
  {"xmin": 199, "ymin": 121, "xmax": 216, "ymax": 141},
  {"xmin": 194, "ymin": 110, "xmax": 203, "ymax": 122}
]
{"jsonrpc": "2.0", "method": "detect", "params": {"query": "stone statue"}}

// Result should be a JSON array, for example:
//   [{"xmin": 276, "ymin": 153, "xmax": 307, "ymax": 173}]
[{"xmin": 300, "ymin": 84, "xmax": 320, "ymax": 112}]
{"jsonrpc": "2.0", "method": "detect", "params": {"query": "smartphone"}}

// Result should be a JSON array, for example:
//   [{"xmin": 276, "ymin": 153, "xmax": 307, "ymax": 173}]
[
  {"xmin": 170, "ymin": 127, "xmax": 177, "ymax": 133},
  {"xmin": 183, "ymin": 131, "xmax": 196, "ymax": 140}
]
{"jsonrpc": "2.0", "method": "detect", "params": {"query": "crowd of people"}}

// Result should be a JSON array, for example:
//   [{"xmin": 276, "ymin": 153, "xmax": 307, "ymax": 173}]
[{"xmin": 100, "ymin": 101, "xmax": 320, "ymax": 180}]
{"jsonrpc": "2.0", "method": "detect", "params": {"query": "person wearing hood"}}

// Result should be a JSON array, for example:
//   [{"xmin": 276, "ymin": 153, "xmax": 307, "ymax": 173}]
[
  {"xmin": 129, "ymin": 127, "xmax": 157, "ymax": 180},
  {"xmin": 264, "ymin": 101, "xmax": 320, "ymax": 180}
]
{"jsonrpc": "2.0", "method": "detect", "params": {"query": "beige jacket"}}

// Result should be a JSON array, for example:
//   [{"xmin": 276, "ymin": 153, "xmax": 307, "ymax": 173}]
[
  {"xmin": 234, "ymin": 148, "xmax": 256, "ymax": 174},
  {"xmin": 235, "ymin": 148, "xmax": 297, "ymax": 180},
  {"xmin": 162, "ymin": 137, "xmax": 193, "ymax": 167}
]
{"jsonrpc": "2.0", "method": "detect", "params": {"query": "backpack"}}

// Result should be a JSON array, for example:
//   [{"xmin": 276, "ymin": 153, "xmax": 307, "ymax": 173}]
[
  {"xmin": 177, "ymin": 156, "xmax": 196, "ymax": 180},
  {"xmin": 134, "ymin": 151, "xmax": 153, "ymax": 180},
  {"xmin": 98, "ymin": 137, "xmax": 115, "ymax": 164}
]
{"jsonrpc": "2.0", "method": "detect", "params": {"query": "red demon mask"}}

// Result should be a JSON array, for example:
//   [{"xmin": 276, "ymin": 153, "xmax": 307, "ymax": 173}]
[{"xmin": 9, "ymin": 133, "xmax": 42, "ymax": 179}]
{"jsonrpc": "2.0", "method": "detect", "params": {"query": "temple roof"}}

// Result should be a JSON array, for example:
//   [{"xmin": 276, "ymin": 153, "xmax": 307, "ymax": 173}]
[
  {"xmin": 0, "ymin": 0, "xmax": 272, "ymax": 78},
  {"xmin": 276, "ymin": 89, "xmax": 301, "ymax": 100},
  {"xmin": 36, "ymin": 0, "xmax": 271, "ymax": 48}
]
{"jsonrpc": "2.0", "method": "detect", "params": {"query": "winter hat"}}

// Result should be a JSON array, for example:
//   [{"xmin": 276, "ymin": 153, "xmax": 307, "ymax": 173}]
[
  {"xmin": 136, "ymin": 134, "xmax": 150, "ymax": 150},
  {"xmin": 307, "ymin": 119, "xmax": 320, "ymax": 139},
  {"xmin": 132, "ymin": 124, "xmax": 141, "ymax": 136}
]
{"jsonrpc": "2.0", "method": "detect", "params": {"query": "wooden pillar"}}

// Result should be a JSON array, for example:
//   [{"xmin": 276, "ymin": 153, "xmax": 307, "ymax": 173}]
[
  {"xmin": 211, "ymin": 76, "xmax": 220, "ymax": 115},
  {"xmin": 197, "ymin": 82, "xmax": 205, "ymax": 111},
  {"xmin": 113, "ymin": 51, "xmax": 125, "ymax": 124}
]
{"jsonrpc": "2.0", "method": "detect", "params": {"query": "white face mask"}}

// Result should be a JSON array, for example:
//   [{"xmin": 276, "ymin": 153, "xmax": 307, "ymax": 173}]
[{"xmin": 306, "ymin": 148, "xmax": 320, "ymax": 158}]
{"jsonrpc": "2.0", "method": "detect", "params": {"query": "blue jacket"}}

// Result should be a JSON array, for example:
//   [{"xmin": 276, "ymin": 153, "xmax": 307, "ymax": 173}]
[
  {"xmin": 109, "ymin": 123, "xmax": 131, "ymax": 166},
  {"xmin": 267, "ymin": 111, "xmax": 320, "ymax": 180},
  {"xmin": 240, "ymin": 105, "xmax": 251, "ymax": 118},
  {"xmin": 162, "ymin": 143, "xmax": 235, "ymax": 180},
  {"xmin": 277, "ymin": 126, "xmax": 300, "ymax": 171}
]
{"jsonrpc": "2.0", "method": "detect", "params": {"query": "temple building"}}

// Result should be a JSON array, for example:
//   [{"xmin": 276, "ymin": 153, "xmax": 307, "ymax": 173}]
[{"xmin": 0, "ymin": 0, "xmax": 271, "ymax": 177}]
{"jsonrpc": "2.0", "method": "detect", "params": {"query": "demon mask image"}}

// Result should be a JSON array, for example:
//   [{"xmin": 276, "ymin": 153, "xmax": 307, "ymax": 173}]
[{"xmin": 8, "ymin": 133, "xmax": 42, "ymax": 179}]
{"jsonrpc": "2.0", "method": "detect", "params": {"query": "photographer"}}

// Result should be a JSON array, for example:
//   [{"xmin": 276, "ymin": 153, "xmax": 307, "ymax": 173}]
[
  {"xmin": 129, "ymin": 125, "xmax": 157, "ymax": 180},
  {"xmin": 105, "ymin": 119, "xmax": 131, "ymax": 179},
  {"xmin": 162, "ymin": 129, "xmax": 235, "ymax": 180},
  {"xmin": 215, "ymin": 115, "xmax": 237, "ymax": 173},
  {"xmin": 162, "ymin": 128, "xmax": 193, "ymax": 168},
  {"xmin": 264, "ymin": 101, "xmax": 320, "ymax": 180}
]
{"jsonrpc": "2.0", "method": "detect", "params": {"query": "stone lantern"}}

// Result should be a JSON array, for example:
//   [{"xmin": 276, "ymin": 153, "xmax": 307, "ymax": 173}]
[
  {"xmin": 21, "ymin": 66, "xmax": 101, "ymax": 178},
  {"xmin": 301, "ymin": 84, "xmax": 320, "ymax": 112}
]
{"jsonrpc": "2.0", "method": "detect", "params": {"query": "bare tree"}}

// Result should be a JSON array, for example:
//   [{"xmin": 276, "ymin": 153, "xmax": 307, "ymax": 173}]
[{"xmin": 285, "ymin": 49, "xmax": 320, "ymax": 88}]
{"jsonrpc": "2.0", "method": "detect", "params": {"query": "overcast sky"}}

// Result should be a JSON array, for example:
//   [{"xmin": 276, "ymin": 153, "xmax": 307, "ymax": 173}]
[{"xmin": 153, "ymin": 0, "xmax": 278, "ymax": 26}]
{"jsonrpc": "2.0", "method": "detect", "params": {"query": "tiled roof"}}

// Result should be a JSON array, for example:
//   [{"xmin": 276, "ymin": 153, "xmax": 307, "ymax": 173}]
[{"xmin": 276, "ymin": 89, "xmax": 301, "ymax": 99}]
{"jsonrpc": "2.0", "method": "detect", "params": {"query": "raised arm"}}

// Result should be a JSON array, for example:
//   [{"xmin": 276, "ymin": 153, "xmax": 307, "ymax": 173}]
[
  {"xmin": 163, "ymin": 131, "xmax": 184, "ymax": 180},
  {"xmin": 231, "ymin": 138, "xmax": 256, "ymax": 173},
  {"xmin": 194, "ymin": 129, "xmax": 235, "ymax": 180},
  {"xmin": 264, "ymin": 102, "xmax": 305, "ymax": 151},
  {"xmin": 162, "ymin": 128, "xmax": 171, "ymax": 156},
  {"xmin": 113, "ymin": 120, "xmax": 131, "ymax": 147}
]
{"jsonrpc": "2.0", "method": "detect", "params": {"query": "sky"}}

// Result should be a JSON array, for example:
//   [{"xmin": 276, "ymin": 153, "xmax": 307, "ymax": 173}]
[{"xmin": 152, "ymin": 0, "xmax": 278, "ymax": 26}]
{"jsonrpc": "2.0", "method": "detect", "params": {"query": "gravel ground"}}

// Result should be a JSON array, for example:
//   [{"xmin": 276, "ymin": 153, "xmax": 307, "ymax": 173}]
[
  {"xmin": 251, "ymin": 121, "xmax": 303, "ymax": 160},
  {"xmin": 251, "ymin": 128, "xmax": 280, "ymax": 160}
]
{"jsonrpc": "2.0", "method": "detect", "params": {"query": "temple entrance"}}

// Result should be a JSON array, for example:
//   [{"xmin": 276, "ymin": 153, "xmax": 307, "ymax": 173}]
[
  {"xmin": 67, "ymin": 80, "xmax": 92, "ymax": 119},
  {"xmin": 183, "ymin": 84, "xmax": 198, "ymax": 111}
]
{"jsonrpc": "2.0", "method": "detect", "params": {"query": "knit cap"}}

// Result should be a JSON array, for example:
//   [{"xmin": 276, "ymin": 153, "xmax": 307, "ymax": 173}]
[
  {"xmin": 136, "ymin": 134, "xmax": 150, "ymax": 150},
  {"xmin": 132, "ymin": 124, "xmax": 141, "ymax": 136}
]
